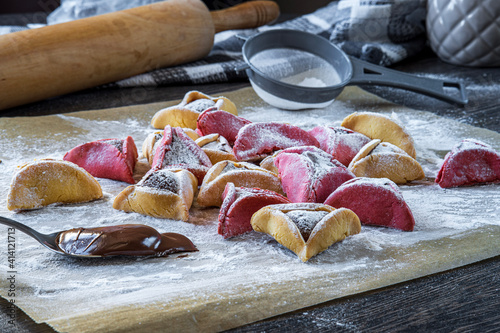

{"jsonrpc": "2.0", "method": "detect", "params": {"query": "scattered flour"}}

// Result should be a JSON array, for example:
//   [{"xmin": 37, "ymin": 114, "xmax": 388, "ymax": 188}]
[{"xmin": 0, "ymin": 88, "xmax": 498, "ymax": 332}]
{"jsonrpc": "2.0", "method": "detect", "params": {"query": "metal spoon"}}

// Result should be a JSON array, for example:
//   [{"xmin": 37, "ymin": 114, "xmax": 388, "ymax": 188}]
[{"xmin": 0, "ymin": 215, "xmax": 64, "ymax": 256}]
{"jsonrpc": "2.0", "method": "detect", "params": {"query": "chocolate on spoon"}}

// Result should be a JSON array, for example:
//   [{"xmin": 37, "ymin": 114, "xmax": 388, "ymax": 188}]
[{"xmin": 0, "ymin": 216, "xmax": 197, "ymax": 258}]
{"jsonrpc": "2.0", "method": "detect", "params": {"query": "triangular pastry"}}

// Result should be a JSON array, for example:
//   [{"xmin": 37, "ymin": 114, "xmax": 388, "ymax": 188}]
[
  {"xmin": 341, "ymin": 112, "xmax": 416, "ymax": 158},
  {"xmin": 274, "ymin": 146, "xmax": 355, "ymax": 203},
  {"xmin": 113, "ymin": 168, "xmax": 197, "ymax": 221},
  {"xmin": 195, "ymin": 133, "xmax": 237, "ymax": 165},
  {"xmin": 151, "ymin": 125, "xmax": 212, "ymax": 183},
  {"xmin": 251, "ymin": 203, "xmax": 361, "ymax": 262},
  {"xmin": 233, "ymin": 122, "xmax": 320, "ymax": 162},
  {"xmin": 436, "ymin": 139, "xmax": 500, "ymax": 188},
  {"xmin": 151, "ymin": 91, "xmax": 238, "ymax": 129},
  {"xmin": 218, "ymin": 183, "xmax": 290, "ymax": 239},
  {"xmin": 308, "ymin": 126, "xmax": 371, "ymax": 166},
  {"xmin": 349, "ymin": 139, "xmax": 425, "ymax": 184},
  {"xmin": 63, "ymin": 136, "xmax": 138, "ymax": 184},
  {"xmin": 196, "ymin": 160, "xmax": 284, "ymax": 207},
  {"xmin": 142, "ymin": 129, "xmax": 200, "ymax": 166},
  {"xmin": 141, "ymin": 131, "xmax": 163, "ymax": 166},
  {"xmin": 7, "ymin": 159, "xmax": 102, "ymax": 211},
  {"xmin": 325, "ymin": 177, "xmax": 415, "ymax": 231},
  {"xmin": 196, "ymin": 107, "xmax": 251, "ymax": 145}
]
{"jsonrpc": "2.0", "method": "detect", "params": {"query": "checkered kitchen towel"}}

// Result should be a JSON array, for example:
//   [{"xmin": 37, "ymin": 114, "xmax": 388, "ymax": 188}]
[{"xmin": 0, "ymin": 0, "xmax": 426, "ymax": 88}]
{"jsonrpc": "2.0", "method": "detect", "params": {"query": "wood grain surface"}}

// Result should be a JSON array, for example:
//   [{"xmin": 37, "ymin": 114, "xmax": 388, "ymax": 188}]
[
  {"xmin": 1, "ymin": 11, "xmax": 499, "ymax": 333},
  {"xmin": 1, "ymin": 256, "xmax": 498, "ymax": 333},
  {"xmin": 229, "ymin": 256, "xmax": 500, "ymax": 332}
]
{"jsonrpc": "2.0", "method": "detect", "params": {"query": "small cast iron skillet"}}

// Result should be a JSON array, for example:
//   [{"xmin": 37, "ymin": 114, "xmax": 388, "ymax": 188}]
[{"xmin": 241, "ymin": 29, "xmax": 468, "ymax": 110}]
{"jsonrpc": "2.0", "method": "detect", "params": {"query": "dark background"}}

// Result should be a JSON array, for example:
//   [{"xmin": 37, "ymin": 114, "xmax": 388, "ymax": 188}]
[{"xmin": 0, "ymin": 0, "xmax": 333, "ymax": 15}]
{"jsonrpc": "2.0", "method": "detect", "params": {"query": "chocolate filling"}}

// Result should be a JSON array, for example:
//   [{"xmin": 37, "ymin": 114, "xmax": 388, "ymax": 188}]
[
  {"xmin": 285, "ymin": 210, "xmax": 328, "ymax": 241},
  {"xmin": 202, "ymin": 139, "xmax": 232, "ymax": 153},
  {"xmin": 56, "ymin": 224, "xmax": 198, "ymax": 257}
]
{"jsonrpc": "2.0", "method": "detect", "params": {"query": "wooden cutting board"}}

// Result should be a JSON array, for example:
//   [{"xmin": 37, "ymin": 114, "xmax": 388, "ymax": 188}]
[{"xmin": 0, "ymin": 86, "xmax": 499, "ymax": 332}]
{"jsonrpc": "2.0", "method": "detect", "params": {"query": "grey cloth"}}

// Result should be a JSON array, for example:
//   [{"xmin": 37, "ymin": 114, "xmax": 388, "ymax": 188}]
[{"xmin": 0, "ymin": 0, "xmax": 426, "ymax": 88}]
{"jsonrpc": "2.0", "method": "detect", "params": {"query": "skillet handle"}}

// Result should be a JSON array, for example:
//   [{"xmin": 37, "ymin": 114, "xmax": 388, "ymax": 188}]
[{"xmin": 348, "ymin": 57, "xmax": 468, "ymax": 105}]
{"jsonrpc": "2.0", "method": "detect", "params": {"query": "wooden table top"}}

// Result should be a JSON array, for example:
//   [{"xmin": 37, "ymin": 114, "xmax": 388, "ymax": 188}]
[{"xmin": 0, "ymin": 11, "xmax": 499, "ymax": 333}]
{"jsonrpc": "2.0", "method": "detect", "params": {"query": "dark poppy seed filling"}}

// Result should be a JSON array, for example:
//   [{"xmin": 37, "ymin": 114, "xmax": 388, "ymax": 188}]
[
  {"xmin": 221, "ymin": 162, "xmax": 242, "ymax": 174},
  {"xmin": 201, "ymin": 140, "xmax": 220, "ymax": 150},
  {"xmin": 333, "ymin": 127, "xmax": 353, "ymax": 135},
  {"xmin": 285, "ymin": 210, "xmax": 328, "ymax": 241},
  {"xmin": 368, "ymin": 142, "xmax": 401, "ymax": 156},
  {"xmin": 102, "ymin": 139, "xmax": 123, "ymax": 153},
  {"xmin": 202, "ymin": 139, "xmax": 232, "ymax": 153},
  {"xmin": 186, "ymin": 99, "xmax": 215, "ymax": 113},
  {"xmin": 154, "ymin": 132, "xmax": 163, "ymax": 141},
  {"xmin": 140, "ymin": 170, "xmax": 179, "ymax": 193},
  {"xmin": 162, "ymin": 134, "xmax": 202, "ymax": 167}
]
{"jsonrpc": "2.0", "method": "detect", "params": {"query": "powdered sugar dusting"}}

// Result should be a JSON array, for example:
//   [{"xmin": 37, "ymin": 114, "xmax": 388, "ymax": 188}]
[
  {"xmin": 139, "ymin": 169, "xmax": 179, "ymax": 193},
  {"xmin": 337, "ymin": 177, "xmax": 405, "ymax": 204},
  {"xmin": 455, "ymin": 138, "xmax": 493, "ymax": 152},
  {"xmin": 185, "ymin": 99, "xmax": 215, "ymax": 113},
  {"xmin": 102, "ymin": 139, "xmax": 124, "ymax": 152},
  {"xmin": 234, "ymin": 122, "xmax": 318, "ymax": 161},
  {"xmin": 162, "ymin": 133, "xmax": 202, "ymax": 167},
  {"xmin": 303, "ymin": 150, "xmax": 338, "ymax": 180},
  {"xmin": 286, "ymin": 210, "xmax": 329, "ymax": 241},
  {"xmin": 0, "ymin": 87, "xmax": 499, "ymax": 332},
  {"xmin": 371, "ymin": 142, "xmax": 408, "ymax": 155}
]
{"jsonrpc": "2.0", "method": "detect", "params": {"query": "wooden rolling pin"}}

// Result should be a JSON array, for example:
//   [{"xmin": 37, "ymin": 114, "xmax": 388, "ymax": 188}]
[{"xmin": 0, "ymin": 0, "xmax": 279, "ymax": 110}]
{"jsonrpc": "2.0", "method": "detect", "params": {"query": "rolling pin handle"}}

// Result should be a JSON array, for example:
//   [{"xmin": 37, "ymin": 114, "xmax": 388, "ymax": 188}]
[{"xmin": 211, "ymin": 1, "xmax": 280, "ymax": 33}]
